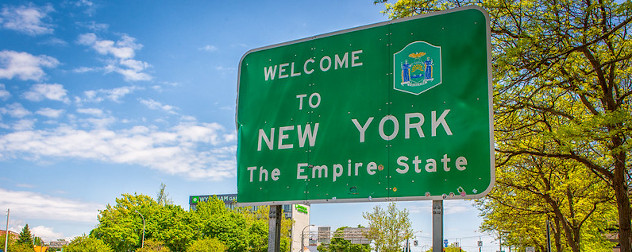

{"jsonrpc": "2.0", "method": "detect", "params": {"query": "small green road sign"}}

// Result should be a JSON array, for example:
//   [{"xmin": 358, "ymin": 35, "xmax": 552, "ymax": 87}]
[{"xmin": 236, "ymin": 6, "xmax": 494, "ymax": 205}]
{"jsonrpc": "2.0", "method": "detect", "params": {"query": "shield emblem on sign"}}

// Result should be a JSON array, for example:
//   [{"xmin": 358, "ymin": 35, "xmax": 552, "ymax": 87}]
[{"xmin": 393, "ymin": 41, "xmax": 442, "ymax": 95}]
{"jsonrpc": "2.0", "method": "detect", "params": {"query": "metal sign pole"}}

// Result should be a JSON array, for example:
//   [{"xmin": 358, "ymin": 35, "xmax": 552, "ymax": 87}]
[
  {"xmin": 432, "ymin": 200, "xmax": 443, "ymax": 252},
  {"xmin": 268, "ymin": 205, "xmax": 282, "ymax": 252}
]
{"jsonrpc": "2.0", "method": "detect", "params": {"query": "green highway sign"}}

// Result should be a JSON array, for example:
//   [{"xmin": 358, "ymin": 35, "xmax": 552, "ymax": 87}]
[{"xmin": 236, "ymin": 6, "xmax": 494, "ymax": 205}]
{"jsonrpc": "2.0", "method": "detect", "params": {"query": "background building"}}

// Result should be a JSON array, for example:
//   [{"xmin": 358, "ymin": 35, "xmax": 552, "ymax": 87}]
[
  {"xmin": 189, "ymin": 194, "xmax": 310, "ymax": 252},
  {"xmin": 0, "ymin": 230, "xmax": 18, "ymax": 241}
]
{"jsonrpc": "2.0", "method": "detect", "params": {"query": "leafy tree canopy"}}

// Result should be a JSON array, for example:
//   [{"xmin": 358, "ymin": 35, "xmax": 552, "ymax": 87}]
[
  {"xmin": 376, "ymin": 0, "xmax": 631, "ymax": 249},
  {"xmin": 64, "ymin": 235, "xmax": 113, "ymax": 252},
  {"xmin": 187, "ymin": 237, "xmax": 226, "ymax": 252},
  {"xmin": 317, "ymin": 226, "xmax": 370, "ymax": 252},
  {"xmin": 136, "ymin": 239, "xmax": 171, "ymax": 252},
  {"xmin": 90, "ymin": 187, "xmax": 292, "ymax": 252},
  {"xmin": 363, "ymin": 202, "xmax": 414, "ymax": 252}
]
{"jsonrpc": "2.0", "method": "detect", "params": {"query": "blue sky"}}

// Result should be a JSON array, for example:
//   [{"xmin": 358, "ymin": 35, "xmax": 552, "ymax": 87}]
[{"xmin": 0, "ymin": 0, "xmax": 500, "ymax": 250}]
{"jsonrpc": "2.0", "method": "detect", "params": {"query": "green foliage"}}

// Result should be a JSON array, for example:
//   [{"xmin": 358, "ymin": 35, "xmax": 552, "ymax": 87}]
[
  {"xmin": 425, "ymin": 243, "xmax": 466, "ymax": 252},
  {"xmin": 7, "ymin": 243, "xmax": 34, "ymax": 252},
  {"xmin": 317, "ymin": 226, "xmax": 370, "ymax": 252},
  {"xmin": 0, "ymin": 234, "xmax": 31, "ymax": 252},
  {"xmin": 64, "ymin": 235, "xmax": 113, "ymax": 252},
  {"xmin": 193, "ymin": 200, "xmax": 291, "ymax": 252},
  {"xmin": 33, "ymin": 236, "xmax": 43, "ymax": 246},
  {"xmin": 0, "ymin": 235, "xmax": 33, "ymax": 252},
  {"xmin": 476, "ymin": 157, "xmax": 616, "ymax": 251},
  {"xmin": 187, "ymin": 237, "xmax": 226, "ymax": 252},
  {"xmin": 151, "ymin": 204, "xmax": 197, "ymax": 251},
  {"xmin": 378, "ymin": 0, "xmax": 632, "ymax": 250},
  {"xmin": 91, "ymin": 193, "xmax": 158, "ymax": 251},
  {"xmin": 17, "ymin": 224, "xmax": 32, "ymax": 245},
  {"xmin": 136, "ymin": 239, "xmax": 171, "ymax": 252},
  {"xmin": 91, "ymin": 189, "xmax": 292, "ymax": 252},
  {"xmin": 363, "ymin": 202, "xmax": 413, "ymax": 252}
]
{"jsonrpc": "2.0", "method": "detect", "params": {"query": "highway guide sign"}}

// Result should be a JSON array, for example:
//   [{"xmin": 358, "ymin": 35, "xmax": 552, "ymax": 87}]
[{"xmin": 236, "ymin": 6, "xmax": 494, "ymax": 205}]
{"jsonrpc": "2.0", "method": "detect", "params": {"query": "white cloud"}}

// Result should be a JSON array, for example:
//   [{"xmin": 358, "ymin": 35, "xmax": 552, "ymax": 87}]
[
  {"xmin": 31, "ymin": 226, "xmax": 64, "ymax": 242},
  {"xmin": 0, "ymin": 122, "xmax": 237, "ymax": 180},
  {"xmin": 13, "ymin": 119, "xmax": 36, "ymax": 130},
  {"xmin": 72, "ymin": 66, "xmax": 98, "ymax": 73},
  {"xmin": 200, "ymin": 45, "xmax": 218, "ymax": 52},
  {"xmin": 106, "ymin": 64, "xmax": 152, "ymax": 81},
  {"xmin": 0, "ymin": 103, "xmax": 31, "ymax": 118},
  {"xmin": 0, "ymin": 50, "xmax": 59, "ymax": 81},
  {"xmin": 0, "ymin": 188, "xmax": 101, "ymax": 223},
  {"xmin": 139, "ymin": 98, "xmax": 177, "ymax": 114},
  {"xmin": 0, "ymin": 83, "xmax": 10, "ymax": 100},
  {"xmin": 76, "ymin": 21, "xmax": 108, "ymax": 31},
  {"xmin": 36, "ymin": 108, "xmax": 64, "ymax": 118},
  {"xmin": 79, "ymin": 33, "xmax": 138, "ymax": 59},
  {"xmin": 150, "ymin": 81, "xmax": 180, "ymax": 92},
  {"xmin": 74, "ymin": 0, "xmax": 96, "ymax": 15},
  {"xmin": 23, "ymin": 83, "xmax": 70, "ymax": 103},
  {"xmin": 174, "ymin": 123, "xmax": 225, "ymax": 145},
  {"xmin": 81, "ymin": 116, "xmax": 116, "ymax": 129},
  {"xmin": 406, "ymin": 200, "xmax": 472, "ymax": 215},
  {"xmin": 39, "ymin": 37, "xmax": 68, "ymax": 46},
  {"xmin": 443, "ymin": 200, "xmax": 471, "ymax": 214},
  {"xmin": 78, "ymin": 33, "xmax": 152, "ymax": 81},
  {"xmin": 0, "ymin": 4, "xmax": 54, "ymax": 36},
  {"xmin": 77, "ymin": 108, "xmax": 104, "ymax": 116},
  {"xmin": 82, "ymin": 85, "xmax": 140, "ymax": 103}
]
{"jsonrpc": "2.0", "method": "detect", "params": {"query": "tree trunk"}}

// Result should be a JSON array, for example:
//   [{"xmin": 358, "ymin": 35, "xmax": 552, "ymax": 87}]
[
  {"xmin": 614, "ymin": 157, "xmax": 631, "ymax": 252},
  {"xmin": 554, "ymin": 218, "xmax": 562, "ymax": 252}
]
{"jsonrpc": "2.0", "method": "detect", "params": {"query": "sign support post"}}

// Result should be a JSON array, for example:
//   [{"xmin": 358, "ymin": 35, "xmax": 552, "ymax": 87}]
[
  {"xmin": 432, "ymin": 200, "xmax": 443, "ymax": 252},
  {"xmin": 268, "ymin": 205, "xmax": 282, "ymax": 252}
]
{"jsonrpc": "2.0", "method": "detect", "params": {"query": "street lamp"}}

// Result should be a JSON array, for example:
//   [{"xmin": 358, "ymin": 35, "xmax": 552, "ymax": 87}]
[
  {"xmin": 134, "ymin": 210, "xmax": 145, "ymax": 248},
  {"xmin": 301, "ymin": 224, "xmax": 315, "ymax": 252}
]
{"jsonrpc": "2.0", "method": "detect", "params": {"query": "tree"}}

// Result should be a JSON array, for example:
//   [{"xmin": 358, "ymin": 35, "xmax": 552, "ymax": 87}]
[
  {"xmin": 317, "ymin": 226, "xmax": 370, "ymax": 252},
  {"xmin": 363, "ymin": 202, "xmax": 413, "ymax": 252},
  {"xmin": 477, "ymin": 156, "xmax": 616, "ymax": 251},
  {"xmin": 17, "ymin": 224, "xmax": 32, "ymax": 245},
  {"xmin": 136, "ymin": 239, "xmax": 171, "ymax": 252},
  {"xmin": 192, "ymin": 199, "xmax": 291, "ymax": 252},
  {"xmin": 1, "ymin": 237, "xmax": 33, "ymax": 252},
  {"xmin": 91, "ymin": 191, "xmax": 291, "ymax": 252},
  {"xmin": 187, "ymin": 237, "xmax": 226, "ymax": 252},
  {"xmin": 64, "ymin": 235, "xmax": 113, "ymax": 252},
  {"xmin": 91, "ymin": 193, "xmax": 159, "ymax": 251},
  {"xmin": 33, "ymin": 236, "xmax": 43, "ymax": 246},
  {"xmin": 377, "ymin": 0, "xmax": 632, "ymax": 250},
  {"xmin": 152, "ymin": 204, "xmax": 198, "ymax": 251},
  {"xmin": 425, "ymin": 243, "xmax": 466, "ymax": 252},
  {"xmin": 91, "ymin": 192, "xmax": 197, "ymax": 252},
  {"xmin": 156, "ymin": 183, "xmax": 173, "ymax": 206},
  {"xmin": 7, "ymin": 243, "xmax": 34, "ymax": 252}
]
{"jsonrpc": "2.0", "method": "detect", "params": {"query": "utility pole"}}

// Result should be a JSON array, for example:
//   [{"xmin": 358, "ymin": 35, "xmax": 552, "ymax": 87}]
[{"xmin": 4, "ymin": 209, "xmax": 9, "ymax": 252}]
